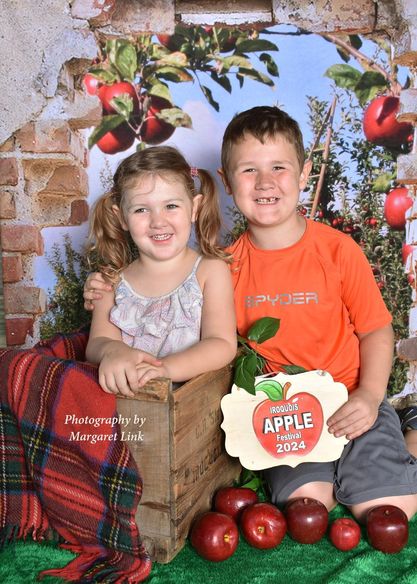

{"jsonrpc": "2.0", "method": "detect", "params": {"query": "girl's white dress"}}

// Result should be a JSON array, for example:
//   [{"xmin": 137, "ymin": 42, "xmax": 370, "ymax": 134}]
[{"xmin": 110, "ymin": 256, "xmax": 203, "ymax": 357}]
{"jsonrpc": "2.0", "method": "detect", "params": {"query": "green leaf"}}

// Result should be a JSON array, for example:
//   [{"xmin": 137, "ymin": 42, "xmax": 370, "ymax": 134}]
[
  {"xmin": 281, "ymin": 364, "xmax": 308, "ymax": 375},
  {"xmin": 156, "ymin": 52, "xmax": 189, "ymax": 67},
  {"xmin": 233, "ymin": 352, "xmax": 258, "ymax": 394},
  {"xmin": 115, "ymin": 42, "xmax": 137, "ymax": 82},
  {"xmin": 237, "ymin": 67, "xmax": 275, "ymax": 86},
  {"xmin": 349, "ymin": 35, "xmax": 363, "ymax": 50},
  {"xmin": 259, "ymin": 53, "xmax": 279, "ymax": 77},
  {"xmin": 156, "ymin": 66, "xmax": 193, "ymax": 83},
  {"xmin": 336, "ymin": 48, "xmax": 351, "ymax": 63},
  {"xmin": 247, "ymin": 317, "xmax": 280, "ymax": 344},
  {"xmin": 210, "ymin": 71, "xmax": 232, "ymax": 93},
  {"xmin": 148, "ymin": 82, "xmax": 172, "ymax": 101},
  {"xmin": 354, "ymin": 71, "xmax": 388, "ymax": 105},
  {"xmin": 254, "ymin": 380, "xmax": 283, "ymax": 400},
  {"xmin": 109, "ymin": 94, "xmax": 135, "ymax": 119},
  {"xmin": 201, "ymin": 85, "xmax": 220, "ymax": 111},
  {"xmin": 324, "ymin": 64, "xmax": 362, "ymax": 90},
  {"xmin": 220, "ymin": 55, "xmax": 253, "ymax": 72},
  {"xmin": 88, "ymin": 67, "xmax": 118, "ymax": 85},
  {"xmin": 156, "ymin": 107, "xmax": 192, "ymax": 128},
  {"xmin": 372, "ymin": 172, "xmax": 394, "ymax": 193},
  {"xmin": 235, "ymin": 39, "xmax": 278, "ymax": 53},
  {"xmin": 88, "ymin": 114, "xmax": 126, "ymax": 148}
]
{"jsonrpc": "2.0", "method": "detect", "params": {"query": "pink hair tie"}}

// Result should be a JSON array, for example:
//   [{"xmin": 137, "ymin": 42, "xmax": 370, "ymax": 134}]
[{"xmin": 190, "ymin": 167, "xmax": 199, "ymax": 178}]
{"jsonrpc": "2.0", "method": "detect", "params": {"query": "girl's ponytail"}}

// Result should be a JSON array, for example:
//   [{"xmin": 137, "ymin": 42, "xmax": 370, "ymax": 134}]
[
  {"xmin": 194, "ymin": 169, "xmax": 231, "ymax": 262},
  {"xmin": 87, "ymin": 191, "xmax": 132, "ymax": 282}
]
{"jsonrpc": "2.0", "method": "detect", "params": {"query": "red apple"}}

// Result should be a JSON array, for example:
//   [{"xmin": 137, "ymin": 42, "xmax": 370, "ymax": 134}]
[
  {"xmin": 240, "ymin": 502, "xmax": 287, "ymax": 549},
  {"xmin": 366, "ymin": 505, "xmax": 408, "ymax": 554},
  {"xmin": 214, "ymin": 487, "xmax": 259, "ymax": 521},
  {"xmin": 190, "ymin": 511, "xmax": 239, "ymax": 562},
  {"xmin": 402, "ymin": 243, "xmax": 415, "ymax": 264},
  {"xmin": 157, "ymin": 34, "xmax": 180, "ymax": 51},
  {"xmin": 285, "ymin": 497, "xmax": 328, "ymax": 544},
  {"xmin": 140, "ymin": 96, "xmax": 175, "ymax": 145},
  {"xmin": 98, "ymin": 82, "xmax": 140, "ymax": 116},
  {"xmin": 96, "ymin": 122, "xmax": 135, "ymax": 155},
  {"xmin": 384, "ymin": 187, "xmax": 412, "ymax": 230},
  {"xmin": 83, "ymin": 73, "xmax": 101, "ymax": 96},
  {"xmin": 363, "ymin": 96, "xmax": 413, "ymax": 148},
  {"xmin": 329, "ymin": 517, "xmax": 361, "ymax": 551}
]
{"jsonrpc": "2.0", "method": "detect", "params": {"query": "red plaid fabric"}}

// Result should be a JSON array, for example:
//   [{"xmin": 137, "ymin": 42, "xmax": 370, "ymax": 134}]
[{"xmin": 0, "ymin": 331, "xmax": 152, "ymax": 583}]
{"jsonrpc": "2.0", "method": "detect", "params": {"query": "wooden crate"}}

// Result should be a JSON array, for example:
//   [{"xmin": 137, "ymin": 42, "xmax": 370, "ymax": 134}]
[{"xmin": 116, "ymin": 362, "xmax": 241, "ymax": 563}]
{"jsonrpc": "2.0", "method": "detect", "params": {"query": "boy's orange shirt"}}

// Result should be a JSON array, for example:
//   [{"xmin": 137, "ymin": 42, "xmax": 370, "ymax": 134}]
[{"xmin": 226, "ymin": 219, "xmax": 392, "ymax": 392}]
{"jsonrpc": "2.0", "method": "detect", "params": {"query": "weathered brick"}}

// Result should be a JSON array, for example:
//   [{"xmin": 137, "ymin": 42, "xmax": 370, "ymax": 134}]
[
  {"xmin": 16, "ymin": 121, "xmax": 85, "ymax": 162},
  {"xmin": 71, "ymin": 0, "xmax": 117, "ymax": 25},
  {"xmin": 398, "ymin": 89, "xmax": 417, "ymax": 123},
  {"xmin": 397, "ymin": 153, "xmax": 417, "ymax": 185},
  {"xmin": 39, "ymin": 164, "xmax": 89, "ymax": 197},
  {"xmin": 111, "ymin": 0, "xmax": 175, "ymax": 34},
  {"xmin": 0, "ymin": 136, "xmax": 15, "ymax": 152},
  {"xmin": 70, "ymin": 199, "xmax": 89, "ymax": 225},
  {"xmin": 3, "ymin": 285, "xmax": 46, "ymax": 315},
  {"xmin": 1, "ymin": 225, "xmax": 44, "ymax": 255},
  {"xmin": 0, "ymin": 191, "xmax": 16, "ymax": 219},
  {"xmin": 0, "ymin": 158, "xmax": 18, "ymax": 186},
  {"xmin": 5, "ymin": 317, "xmax": 34, "ymax": 346},
  {"xmin": 2, "ymin": 254, "xmax": 23, "ymax": 283}
]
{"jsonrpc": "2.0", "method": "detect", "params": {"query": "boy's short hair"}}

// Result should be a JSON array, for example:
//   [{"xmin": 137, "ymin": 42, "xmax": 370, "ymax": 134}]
[{"xmin": 221, "ymin": 106, "xmax": 306, "ymax": 176}]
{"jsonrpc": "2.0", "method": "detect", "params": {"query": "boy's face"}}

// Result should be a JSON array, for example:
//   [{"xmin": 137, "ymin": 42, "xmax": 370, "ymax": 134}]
[{"xmin": 219, "ymin": 134, "xmax": 311, "ymax": 234}]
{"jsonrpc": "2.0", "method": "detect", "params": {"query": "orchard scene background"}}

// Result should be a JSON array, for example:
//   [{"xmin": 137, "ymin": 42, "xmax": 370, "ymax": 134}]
[{"xmin": 38, "ymin": 24, "xmax": 414, "ymax": 396}]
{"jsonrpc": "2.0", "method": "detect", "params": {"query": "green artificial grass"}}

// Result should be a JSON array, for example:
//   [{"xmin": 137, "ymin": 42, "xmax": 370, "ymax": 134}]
[{"xmin": 1, "ymin": 505, "xmax": 417, "ymax": 584}]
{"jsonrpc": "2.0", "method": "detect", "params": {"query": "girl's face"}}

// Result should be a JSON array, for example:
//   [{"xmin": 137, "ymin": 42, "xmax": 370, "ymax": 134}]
[{"xmin": 115, "ymin": 174, "xmax": 201, "ymax": 263}]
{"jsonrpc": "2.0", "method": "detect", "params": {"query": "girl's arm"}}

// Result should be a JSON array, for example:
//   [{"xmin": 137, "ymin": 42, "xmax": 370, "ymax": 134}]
[
  {"xmin": 137, "ymin": 259, "xmax": 237, "ymax": 386},
  {"xmin": 86, "ymin": 288, "xmax": 161, "ymax": 396}
]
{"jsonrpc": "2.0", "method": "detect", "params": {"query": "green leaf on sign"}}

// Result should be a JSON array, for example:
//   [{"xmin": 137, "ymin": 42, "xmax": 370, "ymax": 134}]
[
  {"xmin": 156, "ymin": 107, "xmax": 192, "ymax": 128},
  {"xmin": 88, "ymin": 115, "xmax": 126, "ymax": 148},
  {"xmin": 255, "ymin": 380, "xmax": 283, "ymax": 401},
  {"xmin": 281, "ymin": 364, "xmax": 308, "ymax": 375},
  {"xmin": 233, "ymin": 352, "xmax": 258, "ymax": 394},
  {"xmin": 324, "ymin": 64, "xmax": 362, "ymax": 90},
  {"xmin": 247, "ymin": 317, "xmax": 280, "ymax": 344}
]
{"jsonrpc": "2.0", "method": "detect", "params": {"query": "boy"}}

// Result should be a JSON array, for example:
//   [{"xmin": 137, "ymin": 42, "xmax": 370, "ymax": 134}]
[{"xmin": 84, "ymin": 106, "xmax": 417, "ymax": 522}]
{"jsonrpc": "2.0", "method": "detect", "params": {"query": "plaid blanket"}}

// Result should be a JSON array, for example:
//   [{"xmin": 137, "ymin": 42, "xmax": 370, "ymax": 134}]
[{"xmin": 0, "ymin": 330, "xmax": 152, "ymax": 583}]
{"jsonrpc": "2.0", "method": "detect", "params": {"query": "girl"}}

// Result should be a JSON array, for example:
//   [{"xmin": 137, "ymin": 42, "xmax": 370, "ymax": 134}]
[{"xmin": 85, "ymin": 145, "xmax": 237, "ymax": 397}]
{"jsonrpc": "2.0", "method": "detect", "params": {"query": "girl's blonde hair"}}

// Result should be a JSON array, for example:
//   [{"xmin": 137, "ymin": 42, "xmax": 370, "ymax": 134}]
[{"xmin": 87, "ymin": 146, "xmax": 229, "ymax": 280}]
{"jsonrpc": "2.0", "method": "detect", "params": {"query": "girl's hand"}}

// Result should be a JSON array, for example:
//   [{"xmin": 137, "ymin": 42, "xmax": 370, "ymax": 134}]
[
  {"xmin": 135, "ymin": 362, "xmax": 171, "ymax": 387},
  {"xmin": 84, "ymin": 272, "xmax": 112, "ymax": 310},
  {"xmin": 98, "ymin": 344, "xmax": 162, "ymax": 397}
]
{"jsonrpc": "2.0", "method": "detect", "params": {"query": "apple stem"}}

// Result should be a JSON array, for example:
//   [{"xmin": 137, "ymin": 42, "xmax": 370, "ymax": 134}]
[
  {"xmin": 257, "ymin": 526, "xmax": 265, "ymax": 534},
  {"xmin": 282, "ymin": 382, "xmax": 292, "ymax": 400}
]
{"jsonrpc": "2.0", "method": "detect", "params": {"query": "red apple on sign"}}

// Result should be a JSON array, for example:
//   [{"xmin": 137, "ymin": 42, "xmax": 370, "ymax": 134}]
[
  {"xmin": 366, "ymin": 505, "xmax": 408, "ymax": 554},
  {"xmin": 96, "ymin": 122, "xmax": 135, "ymax": 155},
  {"xmin": 285, "ymin": 497, "xmax": 328, "ymax": 544},
  {"xmin": 384, "ymin": 187, "xmax": 412, "ymax": 230},
  {"xmin": 252, "ymin": 380, "xmax": 323, "ymax": 459},
  {"xmin": 190, "ymin": 511, "xmax": 239, "ymax": 562},
  {"xmin": 329, "ymin": 517, "xmax": 361, "ymax": 551},
  {"xmin": 98, "ymin": 82, "xmax": 140, "ymax": 116},
  {"xmin": 140, "ymin": 96, "xmax": 175, "ymax": 145},
  {"xmin": 363, "ymin": 96, "xmax": 413, "ymax": 148},
  {"xmin": 214, "ymin": 487, "xmax": 258, "ymax": 521},
  {"xmin": 240, "ymin": 502, "xmax": 287, "ymax": 549}
]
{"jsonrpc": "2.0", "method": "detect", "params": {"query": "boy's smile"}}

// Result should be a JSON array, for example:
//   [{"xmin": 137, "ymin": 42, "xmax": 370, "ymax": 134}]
[{"xmin": 220, "ymin": 134, "xmax": 311, "ymax": 249}]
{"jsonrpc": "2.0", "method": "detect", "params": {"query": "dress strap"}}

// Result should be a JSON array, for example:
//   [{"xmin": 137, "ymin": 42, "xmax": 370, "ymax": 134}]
[{"xmin": 190, "ymin": 255, "xmax": 203, "ymax": 275}]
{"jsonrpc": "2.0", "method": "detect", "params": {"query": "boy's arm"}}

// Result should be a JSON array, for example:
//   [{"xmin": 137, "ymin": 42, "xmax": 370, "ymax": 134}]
[{"xmin": 327, "ymin": 323, "xmax": 394, "ymax": 440}]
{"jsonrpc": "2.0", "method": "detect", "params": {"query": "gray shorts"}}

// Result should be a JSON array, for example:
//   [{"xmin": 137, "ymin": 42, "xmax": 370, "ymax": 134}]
[{"xmin": 264, "ymin": 400, "xmax": 417, "ymax": 507}]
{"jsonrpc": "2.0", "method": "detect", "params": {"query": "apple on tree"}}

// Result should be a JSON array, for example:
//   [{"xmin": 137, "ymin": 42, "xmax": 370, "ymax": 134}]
[
  {"xmin": 98, "ymin": 81, "xmax": 140, "ymax": 117},
  {"xmin": 363, "ymin": 95, "xmax": 413, "ymax": 149},
  {"xmin": 83, "ymin": 73, "xmax": 101, "ymax": 96},
  {"xmin": 190, "ymin": 511, "xmax": 239, "ymax": 562},
  {"xmin": 96, "ymin": 122, "xmax": 135, "ymax": 155},
  {"xmin": 383, "ymin": 187, "xmax": 412, "ymax": 230},
  {"xmin": 140, "ymin": 96, "xmax": 176, "ymax": 145}
]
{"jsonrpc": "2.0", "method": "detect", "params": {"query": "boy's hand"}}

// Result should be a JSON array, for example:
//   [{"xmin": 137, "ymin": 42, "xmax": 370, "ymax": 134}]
[
  {"xmin": 327, "ymin": 388, "xmax": 381, "ymax": 440},
  {"xmin": 84, "ymin": 272, "xmax": 112, "ymax": 310}
]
